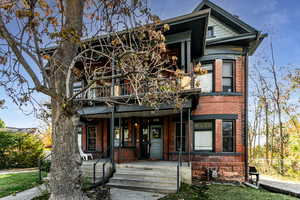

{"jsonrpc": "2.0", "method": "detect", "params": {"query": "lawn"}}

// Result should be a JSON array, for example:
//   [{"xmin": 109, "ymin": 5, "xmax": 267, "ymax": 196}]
[
  {"xmin": 160, "ymin": 183, "xmax": 298, "ymax": 200},
  {"xmin": 0, "ymin": 172, "xmax": 46, "ymax": 198}
]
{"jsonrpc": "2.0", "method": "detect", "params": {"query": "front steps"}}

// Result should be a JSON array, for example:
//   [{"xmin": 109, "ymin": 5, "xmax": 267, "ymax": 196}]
[{"xmin": 106, "ymin": 162, "xmax": 178, "ymax": 194}]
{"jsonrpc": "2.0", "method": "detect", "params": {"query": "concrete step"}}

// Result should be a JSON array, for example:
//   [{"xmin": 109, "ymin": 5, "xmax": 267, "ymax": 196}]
[
  {"xmin": 106, "ymin": 182, "xmax": 177, "ymax": 194},
  {"xmin": 110, "ymin": 177, "xmax": 176, "ymax": 187},
  {"xmin": 116, "ymin": 167, "xmax": 177, "ymax": 176},
  {"xmin": 106, "ymin": 164, "xmax": 178, "ymax": 194},
  {"xmin": 113, "ymin": 173, "xmax": 177, "ymax": 181}
]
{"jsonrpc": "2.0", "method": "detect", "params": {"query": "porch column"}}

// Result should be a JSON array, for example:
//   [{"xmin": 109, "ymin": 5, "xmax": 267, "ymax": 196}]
[
  {"xmin": 181, "ymin": 41, "xmax": 185, "ymax": 71},
  {"xmin": 186, "ymin": 40, "xmax": 192, "ymax": 73},
  {"xmin": 110, "ymin": 106, "xmax": 115, "ymax": 169}
]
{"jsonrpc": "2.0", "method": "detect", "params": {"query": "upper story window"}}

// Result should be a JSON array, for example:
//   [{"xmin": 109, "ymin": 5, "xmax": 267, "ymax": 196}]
[
  {"xmin": 195, "ymin": 62, "xmax": 214, "ymax": 93},
  {"xmin": 222, "ymin": 120, "xmax": 235, "ymax": 152},
  {"xmin": 193, "ymin": 121, "xmax": 214, "ymax": 151},
  {"xmin": 222, "ymin": 61, "xmax": 234, "ymax": 92},
  {"xmin": 73, "ymin": 81, "xmax": 83, "ymax": 98},
  {"xmin": 207, "ymin": 26, "xmax": 214, "ymax": 38}
]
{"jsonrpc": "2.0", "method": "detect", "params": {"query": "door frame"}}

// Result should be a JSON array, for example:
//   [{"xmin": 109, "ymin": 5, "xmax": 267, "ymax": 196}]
[{"xmin": 149, "ymin": 125, "xmax": 164, "ymax": 160}]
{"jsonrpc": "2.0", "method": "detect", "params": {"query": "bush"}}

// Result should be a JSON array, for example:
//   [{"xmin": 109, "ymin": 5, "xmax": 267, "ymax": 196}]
[{"xmin": 0, "ymin": 131, "xmax": 44, "ymax": 169}]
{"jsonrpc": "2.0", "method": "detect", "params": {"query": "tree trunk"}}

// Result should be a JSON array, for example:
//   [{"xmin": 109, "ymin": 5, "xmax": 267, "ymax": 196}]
[
  {"xmin": 47, "ymin": 0, "xmax": 86, "ymax": 198},
  {"xmin": 49, "ymin": 101, "xmax": 88, "ymax": 200},
  {"xmin": 265, "ymin": 102, "xmax": 269, "ymax": 166}
]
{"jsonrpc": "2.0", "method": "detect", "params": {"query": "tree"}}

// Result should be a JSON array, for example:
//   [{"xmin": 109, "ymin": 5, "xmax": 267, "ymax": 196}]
[
  {"xmin": 0, "ymin": 0, "xmax": 199, "ymax": 199},
  {"xmin": 0, "ymin": 119, "xmax": 5, "ymax": 128}
]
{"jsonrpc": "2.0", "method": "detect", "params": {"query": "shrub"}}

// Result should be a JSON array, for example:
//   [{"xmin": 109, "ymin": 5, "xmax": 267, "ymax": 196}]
[{"xmin": 0, "ymin": 131, "xmax": 44, "ymax": 169}]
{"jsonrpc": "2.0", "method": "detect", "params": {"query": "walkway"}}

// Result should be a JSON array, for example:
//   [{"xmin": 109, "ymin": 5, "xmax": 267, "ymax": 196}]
[
  {"xmin": 0, "ymin": 185, "xmax": 46, "ymax": 200},
  {"xmin": 0, "ymin": 168, "xmax": 38, "ymax": 175},
  {"xmin": 110, "ymin": 188, "xmax": 165, "ymax": 200},
  {"xmin": 260, "ymin": 176, "xmax": 300, "ymax": 198}
]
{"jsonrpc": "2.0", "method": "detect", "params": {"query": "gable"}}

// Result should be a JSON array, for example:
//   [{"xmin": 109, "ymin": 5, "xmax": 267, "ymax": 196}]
[
  {"xmin": 207, "ymin": 16, "xmax": 238, "ymax": 41},
  {"xmin": 194, "ymin": 0, "xmax": 257, "ymax": 34}
]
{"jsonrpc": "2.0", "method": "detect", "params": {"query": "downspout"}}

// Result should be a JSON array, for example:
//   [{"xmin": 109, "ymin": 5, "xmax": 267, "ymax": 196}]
[{"xmin": 244, "ymin": 50, "xmax": 249, "ymax": 181}]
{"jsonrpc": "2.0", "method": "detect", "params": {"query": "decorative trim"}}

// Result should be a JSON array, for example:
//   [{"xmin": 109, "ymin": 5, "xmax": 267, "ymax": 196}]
[
  {"xmin": 191, "ymin": 114, "xmax": 238, "ymax": 120},
  {"xmin": 168, "ymin": 152, "xmax": 242, "ymax": 156},
  {"xmin": 199, "ymin": 92, "xmax": 242, "ymax": 96}
]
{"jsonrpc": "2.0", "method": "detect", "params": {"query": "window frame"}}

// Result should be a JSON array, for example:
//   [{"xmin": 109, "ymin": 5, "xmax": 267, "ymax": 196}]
[
  {"xmin": 222, "ymin": 120, "xmax": 236, "ymax": 152},
  {"xmin": 175, "ymin": 122, "xmax": 186, "ymax": 152},
  {"xmin": 86, "ymin": 126, "xmax": 97, "ymax": 152},
  {"xmin": 193, "ymin": 120, "xmax": 215, "ymax": 152},
  {"xmin": 222, "ymin": 60, "xmax": 235, "ymax": 92},
  {"xmin": 207, "ymin": 26, "xmax": 215, "ymax": 38},
  {"xmin": 197, "ymin": 61, "xmax": 215, "ymax": 92}
]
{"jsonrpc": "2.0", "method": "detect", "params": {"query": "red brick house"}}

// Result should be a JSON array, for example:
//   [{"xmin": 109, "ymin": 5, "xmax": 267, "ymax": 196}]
[{"xmin": 77, "ymin": 0, "xmax": 266, "ymax": 182}]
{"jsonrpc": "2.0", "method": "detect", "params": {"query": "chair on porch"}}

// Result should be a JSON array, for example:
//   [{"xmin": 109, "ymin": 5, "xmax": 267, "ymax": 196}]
[{"xmin": 79, "ymin": 146, "xmax": 93, "ymax": 160}]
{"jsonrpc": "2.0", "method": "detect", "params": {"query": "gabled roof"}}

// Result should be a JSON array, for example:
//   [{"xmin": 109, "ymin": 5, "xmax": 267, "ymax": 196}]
[{"xmin": 193, "ymin": 0, "xmax": 257, "ymax": 34}]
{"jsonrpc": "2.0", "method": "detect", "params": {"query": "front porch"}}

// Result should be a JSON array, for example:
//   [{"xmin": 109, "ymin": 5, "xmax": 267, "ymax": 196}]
[{"xmin": 78, "ymin": 105, "xmax": 193, "ymax": 163}]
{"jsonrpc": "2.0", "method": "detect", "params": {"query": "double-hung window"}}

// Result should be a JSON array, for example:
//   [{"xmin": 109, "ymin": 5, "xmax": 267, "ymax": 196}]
[
  {"xmin": 194, "ymin": 121, "xmax": 214, "ymax": 151},
  {"xmin": 87, "ymin": 127, "xmax": 96, "ymax": 151},
  {"xmin": 222, "ymin": 61, "xmax": 234, "ymax": 92},
  {"xmin": 176, "ymin": 122, "xmax": 186, "ymax": 152},
  {"xmin": 222, "ymin": 120, "xmax": 235, "ymax": 152},
  {"xmin": 195, "ymin": 62, "xmax": 214, "ymax": 92}
]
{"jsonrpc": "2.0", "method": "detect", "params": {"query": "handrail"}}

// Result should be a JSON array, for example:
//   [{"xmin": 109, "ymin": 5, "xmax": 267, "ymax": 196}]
[{"xmin": 92, "ymin": 149, "xmax": 112, "ymax": 185}]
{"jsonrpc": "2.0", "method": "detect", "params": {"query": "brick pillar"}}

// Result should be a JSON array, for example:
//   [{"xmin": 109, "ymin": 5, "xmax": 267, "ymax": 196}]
[
  {"xmin": 215, "ymin": 59, "xmax": 223, "ymax": 92},
  {"xmin": 82, "ymin": 125, "xmax": 87, "ymax": 151},
  {"xmin": 235, "ymin": 56, "xmax": 244, "ymax": 93},
  {"xmin": 215, "ymin": 119, "xmax": 222, "ymax": 152}
]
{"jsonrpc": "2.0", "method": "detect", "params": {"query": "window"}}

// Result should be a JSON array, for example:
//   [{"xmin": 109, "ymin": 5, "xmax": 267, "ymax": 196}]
[
  {"xmin": 195, "ymin": 62, "xmax": 214, "ymax": 92},
  {"xmin": 207, "ymin": 26, "xmax": 214, "ymax": 38},
  {"xmin": 73, "ymin": 81, "xmax": 83, "ymax": 98},
  {"xmin": 222, "ymin": 121, "xmax": 234, "ymax": 152},
  {"xmin": 176, "ymin": 122, "xmax": 186, "ymax": 152},
  {"xmin": 194, "ymin": 121, "xmax": 214, "ymax": 151},
  {"xmin": 87, "ymin": 127, "xmax": 96, "ymax": 151},
  {"xmin": 222, "ymin": 61, "xmax": 234, "ymax": 92}
]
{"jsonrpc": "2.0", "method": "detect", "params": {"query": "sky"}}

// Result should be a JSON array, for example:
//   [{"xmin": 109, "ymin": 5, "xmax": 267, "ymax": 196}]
[{"xmin": 0, "ymin": 0, "xmax": 300, "ymax": 128}]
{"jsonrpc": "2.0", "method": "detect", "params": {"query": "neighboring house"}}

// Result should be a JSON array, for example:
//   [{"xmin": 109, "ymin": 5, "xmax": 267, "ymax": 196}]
[
  {"xmin": 0, "ymin": 126, "xmax": 39, "ymax": 134},
  {"xmin": 75, "ymin": 0, "xmax": 266, "ymax": 182}
]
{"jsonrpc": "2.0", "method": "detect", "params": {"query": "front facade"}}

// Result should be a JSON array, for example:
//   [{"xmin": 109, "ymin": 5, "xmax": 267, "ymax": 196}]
[{"xmin": 77, "ymin": 0, "xmax": 265, "ymax": 182}]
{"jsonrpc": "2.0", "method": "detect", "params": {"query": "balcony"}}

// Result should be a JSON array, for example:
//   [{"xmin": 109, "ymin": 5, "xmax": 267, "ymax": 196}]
[{"xmin": 75, "ymin": 73, "xmax": 201, "ymax": 102}]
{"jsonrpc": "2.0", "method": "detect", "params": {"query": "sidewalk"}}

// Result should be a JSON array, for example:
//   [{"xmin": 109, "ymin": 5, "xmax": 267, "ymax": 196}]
[
  {"xmin": 0, "ymin": 168, "xmax": 38, "ymax": 175},
  {"xmin": 0, "ymin": 185, "xmax": 46, "ymax": 200},
  {"xmin": 260, "ymin": 176, "xmax": 300, "ymax": 198}
]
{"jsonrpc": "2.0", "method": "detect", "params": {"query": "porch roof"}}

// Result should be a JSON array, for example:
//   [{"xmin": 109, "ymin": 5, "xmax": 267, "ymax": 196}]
[{"xmin": 78, "ymin": 101, "xmax": 192, "ymax": 118}]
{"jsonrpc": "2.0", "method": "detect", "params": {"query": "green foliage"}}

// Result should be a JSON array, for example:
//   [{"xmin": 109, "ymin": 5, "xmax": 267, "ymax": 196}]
[
  {"xmin": 160, "ymin": 184, "xmax": 298, "ymax": 200},
  {"xmin": 0, "ymin": 118, "xmax": 5, "ymax": 128},
  {"xmin": 0, "ymin": 172, "xmax": 46, "ymax": 198},
  {"xmin": 0, "ymin": 131, "xmax": 44, "ymax": 169}
]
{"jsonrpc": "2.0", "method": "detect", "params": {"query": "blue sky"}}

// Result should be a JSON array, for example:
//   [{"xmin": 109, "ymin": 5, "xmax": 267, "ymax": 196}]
[{"xmin": 0, "ymin": 0, "xmax": 299, "ymax": 128}]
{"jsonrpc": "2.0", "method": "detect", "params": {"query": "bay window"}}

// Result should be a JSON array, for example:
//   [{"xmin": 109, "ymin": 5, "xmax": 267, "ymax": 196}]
[
  {"xmin": 194, "ymin": 121, "xmax": 214, "ymax": 151},
  {"xmin": 195, "ymin": 62, "xmax": 214, "ymax": 92},
  {"xmin": 222, "ymin": 61, "xmax": 234, "ymax": 92}
]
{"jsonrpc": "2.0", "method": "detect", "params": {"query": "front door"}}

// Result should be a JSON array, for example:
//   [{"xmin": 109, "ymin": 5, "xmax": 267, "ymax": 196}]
[
  {"xmin": 150, "ymin": 125, "xmax": 163, "ymax": 159},
  {"xmin": 140, "ymin": 126, "xmax": 150, "ymax": 159}
]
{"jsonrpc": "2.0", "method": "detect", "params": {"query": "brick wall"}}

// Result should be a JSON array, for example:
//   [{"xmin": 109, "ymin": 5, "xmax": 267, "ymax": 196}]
[{"xmin": 189, "ymin": 56, "xmax": 246, "ymax": 182}]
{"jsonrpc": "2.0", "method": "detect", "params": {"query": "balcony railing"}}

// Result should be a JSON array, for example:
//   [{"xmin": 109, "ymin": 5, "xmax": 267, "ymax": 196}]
[{"xmin": 77, "ymin": 74, "xmax": 201, "ymax": 100}]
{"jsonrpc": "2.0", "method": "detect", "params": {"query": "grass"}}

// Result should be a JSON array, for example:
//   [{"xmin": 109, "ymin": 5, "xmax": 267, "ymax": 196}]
[
  {"xmin": 0, "ymin": 172, "xmax": 46, "ymax": 198},
  {"xmin": 160, "ymin": 183, "xmax": 298, "ymax": 200}
]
